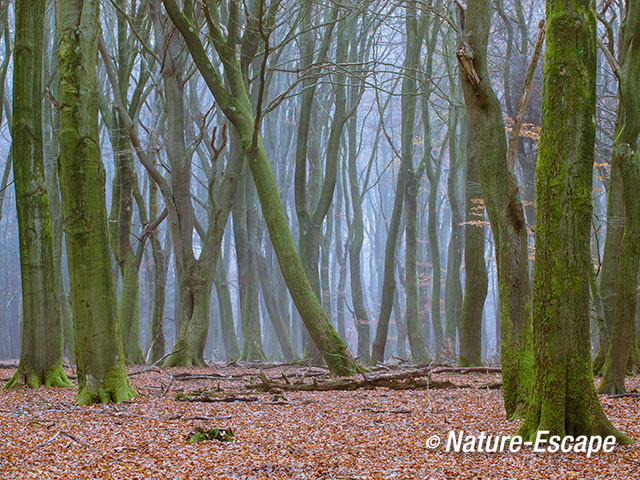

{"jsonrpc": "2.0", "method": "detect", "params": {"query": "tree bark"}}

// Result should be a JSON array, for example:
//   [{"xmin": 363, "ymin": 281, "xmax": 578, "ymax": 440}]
[
  {"xmin": 5, "ymin": 0, "xmax": 71, "ymax": 389},
  {"xmin": 457, "ymin": 0, "xmax": 533, "ymax": 418},
  {"xmin": 598, "ymin": 2, "xmax": 640, "ymax": 395},
  {"xmin": 518, "ymin": 0, "xmax": 629, "ymax": 442},
  {"xmin": 459, "ymin": 121, "xmax": 488, "ymax": 367},
  {"xmin": 56, "ymin": 0, "xmax": 135, "ymax": 404}
]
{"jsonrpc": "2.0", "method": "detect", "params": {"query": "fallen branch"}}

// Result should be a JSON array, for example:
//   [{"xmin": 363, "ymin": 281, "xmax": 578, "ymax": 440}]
[
  {"xmin": 175, "ymin": 391, "xmax": 258, "ymax": 403},
  {"xmin": 35, "ymin": 430, "xmax": 61, "ymax": 449},
  {"xmin": 430, "ymin": 366, "xmax": 502, "ymax": 375},
  {"xmin": 172, "ymin": 372, "xmax": 247, "ymax": 381},
  {"xmin": 60, "ymin": 431, "xmax": 89, "ymax": 447},
  {"xmin": 128, "ymin": 347, "xmax": 185, "ymax": 377},
  {"xmin": 358, "ymin": 408, "xmax": 412, "ymax": 414},
  {"xmin": 250, "ymin": 371, "xmax": 454, "ymax": 392},
  {"xmin": 605, "ymin": 393, "xmax": 640, "ymax": 399}
]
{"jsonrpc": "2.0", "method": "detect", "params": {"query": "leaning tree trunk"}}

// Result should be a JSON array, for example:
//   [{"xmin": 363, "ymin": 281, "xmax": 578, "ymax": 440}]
[
  {"xmin": 162, "ymin": 0, "xmax": 358, "ymax": 376},
  {"xmin": 518, "ymin": 0, "xmax": 629, "ymax": 443},
  {"xmin": 56, "ymin": 0, "xmax": 134, "ymax": 404},
  {"xmin": 5, "ymin": 0, "xmax": 71, "ymax": 389},
  {"xmin": 457, "ymin": 0, "xmax": 533, "ymax": 418}
]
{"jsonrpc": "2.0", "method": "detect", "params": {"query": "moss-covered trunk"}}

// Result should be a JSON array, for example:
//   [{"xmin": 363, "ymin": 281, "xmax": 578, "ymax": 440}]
[
  {"xmin": 457, "ymin": 0, "xmax": 533, "ymax": 417},
  {"xmin": 6, "ymin": 0, "xmax": 70, "ymax": 389},
  {"xmin": 42, "ymin": 10, "xmax": 75, "ymax": 364},
  {"xmin": 56, "ymin": 0, "xmax": 134, "ymax": 404},
  {"xmin": 518, "ymin": 0, "xmax": 629, "ymax": 443}
]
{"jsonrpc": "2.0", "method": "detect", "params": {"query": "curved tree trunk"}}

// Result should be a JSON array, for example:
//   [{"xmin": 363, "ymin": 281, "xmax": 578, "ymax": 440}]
[{"xmin": 457, "ymin": 0, "xmax": 533, "ymax": 418}]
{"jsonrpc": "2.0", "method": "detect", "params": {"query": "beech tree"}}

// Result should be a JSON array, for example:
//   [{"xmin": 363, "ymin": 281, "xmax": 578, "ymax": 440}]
[
  {"xmin": 457, "ymin": 0, "xmax": 534, "ymax": 418},
  {"xmin": 56, "ymin": 0, "xmax": 135, "ymax": 404},
  {"xmin": 5, "ymin": 0, "xmax": 70, "ymax": 389},
  {"xmin": 518, "ymin": 0, "xmax": 629, "ymax": 442},
  {"xmin": 597, "ymin": 0, "xmax": 640, "ymax": 395},
  {"xmin": 162, "ymin": 0, "xmax": 358, "ymax": 375}
]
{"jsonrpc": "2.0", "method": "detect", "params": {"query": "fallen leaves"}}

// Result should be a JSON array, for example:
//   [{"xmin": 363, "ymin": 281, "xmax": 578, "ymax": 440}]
[{"xmin": 0, "ymin": 364, "xmax": 638, "ymax": 479}]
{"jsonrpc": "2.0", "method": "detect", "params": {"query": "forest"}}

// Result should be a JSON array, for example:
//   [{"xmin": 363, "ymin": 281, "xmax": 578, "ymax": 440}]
[{"xmin": 1, "ymin": 0, "xmax": 640, "ymax": 478}]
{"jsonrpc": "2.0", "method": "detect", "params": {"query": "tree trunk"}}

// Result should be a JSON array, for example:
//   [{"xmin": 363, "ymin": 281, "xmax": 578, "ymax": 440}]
[
  {"xmin": 593, "ymin": 137, "xmax": 624, "ymax": 373},
  {"xmin": 459, "ymin": 121, "xmax": 488, "ymax": 367},
  {"xmin": 598, "ymin": 2, "xmax": 640, "ymax": 394},
  {"xmin": 56, "ymin": 0, "xmax": 134, "ymax": 404},
  {"xmin": 457, "ymin": 0, "xmax": 533, "ymax": 418},
  {"xmin": 235, "ymin": 168, "xmax": 266, "ymax": 362},
  {"xmin": 42, "ymin": 13, "xmax": 75, "ymax": 364},
  {"xmin": 518, "ymin": 0, "xmax": 629, "ymax": 442},
  {"xmin": 444, "ymin": 116, "xmax": 463, "ymax": 350},
  {"xmin": 149, "ymin": 232, "xmax": 167, "ymax": 363},
  {"xmin": 405, "ymin": 169, "xmax": 431, "ymax": 364},
  {"xmin": 5, "ymin": 0, "xmax": 70, "ymax": 389},
  {"xmin": 214, "ymin": 258, "xmax": 240, "ymax": 361},
  {"xmin": 257, "ymin": 253, "xmax": 297, "ymax": 362}
]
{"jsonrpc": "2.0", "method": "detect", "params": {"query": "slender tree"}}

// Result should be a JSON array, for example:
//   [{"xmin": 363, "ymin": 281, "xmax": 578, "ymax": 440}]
[
  {"xmin": 5, "ymin": 0, "xmax": 71, "ymax": 389},
  {"xmin": 459, "ymin": 121, "xmax": 488, "ymax": 367},
  {"xmin": 598, "ymin": 1, "xmax": 640, "ymax": 394}
]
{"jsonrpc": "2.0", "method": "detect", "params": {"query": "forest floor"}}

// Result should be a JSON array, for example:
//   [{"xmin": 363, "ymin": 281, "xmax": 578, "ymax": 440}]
[{"xmin": 0, "ymin": 363, "xmax": 639, "ymax": 480}]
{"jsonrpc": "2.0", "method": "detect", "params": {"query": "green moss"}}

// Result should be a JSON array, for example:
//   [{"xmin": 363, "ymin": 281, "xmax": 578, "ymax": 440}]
[
  {"xmin": 44, "ymin": 363, "xmax": 73, "ymax": 388},
  {"xmin": 4, "ymin": 363, "xmax": 71, "ymax": 390},
  {"xmin": 187, "ymin": 427, "xmax": 234, "ymax": 444},
  {"xmin": 76, "ymin": 364, "xmax": 137, "ymax": 405}
]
